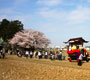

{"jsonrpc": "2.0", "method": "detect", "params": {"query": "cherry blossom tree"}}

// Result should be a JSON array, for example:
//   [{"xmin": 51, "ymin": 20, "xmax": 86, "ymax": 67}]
[{"xmin": 9, "ymin": 29, "xmax": 51, "ymax": 49}]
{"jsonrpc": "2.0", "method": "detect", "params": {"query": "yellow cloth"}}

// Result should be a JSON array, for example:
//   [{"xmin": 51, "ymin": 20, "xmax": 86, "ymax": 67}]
[{"xmin": 72, "ymin": 46, "xmax": 77, "ymax": 50}]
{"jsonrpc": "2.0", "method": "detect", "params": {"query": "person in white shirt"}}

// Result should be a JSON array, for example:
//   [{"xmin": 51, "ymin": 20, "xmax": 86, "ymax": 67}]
[
  {"xmin": 44, "ymin": 51, "xmax": 48, "ymax": 59},
  {"xmin": 25, "ymin": 51, "xmax": 29, "ymax": 58},
  {"xmin": 30, "ymin": 51, "xmax": 33, "ymax": 58},
  {"xmin": 78, "ymin": 53, "xmax": 83, "ymax": 66},
  {"xmin": 38, "ymin": 51, "xmax": 42, "ymax": 59}
]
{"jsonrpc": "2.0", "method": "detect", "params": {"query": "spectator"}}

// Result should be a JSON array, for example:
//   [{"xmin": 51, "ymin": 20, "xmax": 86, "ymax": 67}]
[
  {"xmin": 30, "ymin": 51, "xmax": 33, "ymax": 58},
  {"xmin": 50, "ymin": 51, "xmax": 54, "ymax": 60},
  {"xmin": 25, "ymin": 51, "xmax": 29, "ymax": 58},
  {"xmin": 17, "ymin": 50, "xmax": 22, "ymax": 57},
  {"xmin": 2, "ymin": 48, "xmax": 5, "ymax": 59},
  {"xmin": 44, "ymin": 51, "xmax": 48, "ymax": 59},
  {"xmin": 33, "ymin": 51, "xmax": 36, "ymax": 58},
  {"xmin": 55, "ymin": 52, "xmax": 58, "ymax": 60},
  {"xmin": 35, "ymin": 51, "xmax": 38, "ymax": 58},
  {"xmin": 0, "ymin": 49, "xmax": 2, "ymax": 58},
  {"xmin": 58, "ymin": 50, "xmax": 62, "ymax": 60},
  {"xmin": 38, "ymin": 51, "xmax": 42, "ymax": 59}
]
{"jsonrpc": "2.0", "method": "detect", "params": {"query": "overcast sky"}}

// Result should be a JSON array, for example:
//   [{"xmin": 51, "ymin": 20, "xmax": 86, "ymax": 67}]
[{"xmin": 0, "ymin": 0, "xmax": 90, "ymax": 46}]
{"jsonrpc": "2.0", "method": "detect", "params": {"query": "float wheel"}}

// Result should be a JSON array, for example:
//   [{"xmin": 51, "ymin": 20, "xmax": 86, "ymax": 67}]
[
  {"xmin": 86, "ymin": 58, "xmax": 89, "ymax": 62},
  {"xmin": 69, "ymin": 58, "xmax": 72, "ymax": 62},
  {"xmin": 77, "ymin": 58, "xmax": 79, "ymax": 63}
]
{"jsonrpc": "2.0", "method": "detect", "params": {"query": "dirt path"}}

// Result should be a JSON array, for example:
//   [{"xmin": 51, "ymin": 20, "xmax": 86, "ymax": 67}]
[{"xmin": 0, "ymin": 55, "xmax": 90, "ymax": 80}]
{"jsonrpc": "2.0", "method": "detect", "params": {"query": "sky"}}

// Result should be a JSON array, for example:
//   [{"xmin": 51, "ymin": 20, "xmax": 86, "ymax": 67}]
[{"xmin": 0, "ymin": 0, "xmax": 90, "ymax": 46}]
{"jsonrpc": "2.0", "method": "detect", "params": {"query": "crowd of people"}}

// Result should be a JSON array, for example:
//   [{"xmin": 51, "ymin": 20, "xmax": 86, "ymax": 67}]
[
  {"xmin": 0, "ymin": 46, "xmax": 89, "ymax": 66},
  {"xmin": 16, "ymin": 50, "xmax": 66, "ymax": 61}
]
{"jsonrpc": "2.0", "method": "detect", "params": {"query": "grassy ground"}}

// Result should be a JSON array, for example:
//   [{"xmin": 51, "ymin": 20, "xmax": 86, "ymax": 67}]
[{"xmin": 0, "ymin": 54, "xmax": 90, "ymax": 80}]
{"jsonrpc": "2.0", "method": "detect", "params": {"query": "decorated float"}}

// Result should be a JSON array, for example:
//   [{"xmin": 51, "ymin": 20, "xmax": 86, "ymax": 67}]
[{"xmin": 64, "ymin": 37, "xmax": 89, "ymax": 62}]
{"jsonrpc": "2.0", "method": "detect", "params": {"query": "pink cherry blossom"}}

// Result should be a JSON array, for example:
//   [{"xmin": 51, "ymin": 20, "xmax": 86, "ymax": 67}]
[{"xmin": 9, "ymin": 29, "xmax": 51, "ymax": 48}]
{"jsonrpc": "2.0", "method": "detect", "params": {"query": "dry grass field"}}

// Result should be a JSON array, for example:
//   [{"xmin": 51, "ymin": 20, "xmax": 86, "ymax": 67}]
[{"xmin": 0, "ymin": 54, "xmax": 90, "ymax": 80}]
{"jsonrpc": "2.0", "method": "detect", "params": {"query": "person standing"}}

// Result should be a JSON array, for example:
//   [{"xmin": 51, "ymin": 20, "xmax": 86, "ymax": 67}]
[
  {"xmin": 78, "ymin": 53, "xmax": 83, "ymax": 66},
  {"xmin": 49, "ymin": 51, "xmax": 54, "ymax": 60},
  {"xmin": 2, "ymin": 48, "xmax": 6, "ymax": 59},
  {"xmin": 17, "ymin": 50, "xmax": 22, "ymax": 57},
  {"xmin": 58, "ymin": 50, "xmax": 62, "ymax": 60},
  {"xmin": 30, "ymin": 51, "xmax": 33, "ymax": 58},
  {"xmin": 0, "ymin": 49, "xmax": 2, "ymax": 58},
  {"xmin": 33, "ymin": 51, "xmax": 36, "ymax": 58},
  {"xmin": 38, "ymin": 51, "xmax": 42, "ymax": 59},
  {"xmin": 25, "ymin": 51, "xmax": 29, "ymax": 58},
  {"xmin": 44, "ymin": 51, "xmax": 48, "ymax": 59}
]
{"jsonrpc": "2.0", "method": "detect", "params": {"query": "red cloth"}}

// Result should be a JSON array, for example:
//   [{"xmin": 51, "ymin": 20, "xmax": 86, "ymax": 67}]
[
  {"xmin": 67, "ymin": 49, "xmax": 86, "ymax": 54},
  {"xmin": 84, "ymin": 49, "xmax": 86, "ymax": 53},
  {"xmin": 67, "ymin": 50, "xmax": 80, "ymax": 54}
]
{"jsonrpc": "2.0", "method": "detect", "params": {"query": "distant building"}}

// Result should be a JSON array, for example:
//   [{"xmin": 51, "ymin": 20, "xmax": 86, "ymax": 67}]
[
  {"xmin": 46, "ymin": 46, "xmax": 67, "ymax": 51},
  {"xmin": 85, "ymin": 46, "xmax": 90, "ymax": 51}
]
